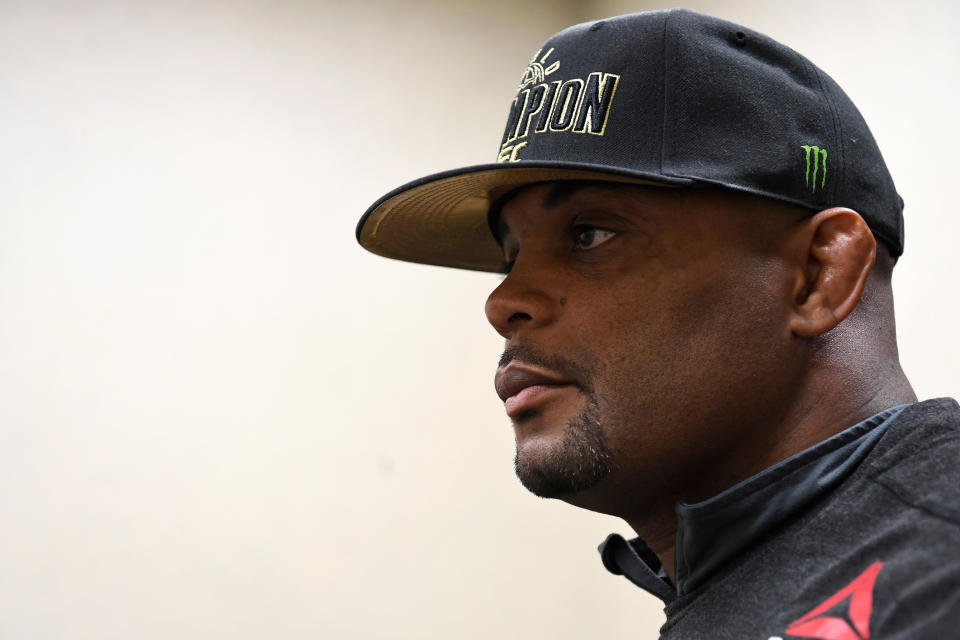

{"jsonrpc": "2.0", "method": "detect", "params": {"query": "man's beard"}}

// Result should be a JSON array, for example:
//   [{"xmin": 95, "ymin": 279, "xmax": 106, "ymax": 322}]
[{"xmin": 513, "ymin": 398, "xmax": 614, "ymax": 498}]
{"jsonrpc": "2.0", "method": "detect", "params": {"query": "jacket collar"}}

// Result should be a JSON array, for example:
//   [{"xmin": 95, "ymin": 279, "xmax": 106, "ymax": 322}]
[{"xmin": 598, "ymin": 404, "xmax": 909, "ymax": 603}]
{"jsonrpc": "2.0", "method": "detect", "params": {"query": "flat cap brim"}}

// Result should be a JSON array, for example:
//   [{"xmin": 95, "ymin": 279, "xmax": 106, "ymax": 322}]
[{"xmin": 356, "ymin": 162, "xmax": 692, "ymax": 272}]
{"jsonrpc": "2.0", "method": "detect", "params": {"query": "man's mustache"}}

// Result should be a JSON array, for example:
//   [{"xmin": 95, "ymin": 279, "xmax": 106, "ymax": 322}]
[{"xmin": 498, "ymin": 344, "xmax": 593, "ymax": 394}]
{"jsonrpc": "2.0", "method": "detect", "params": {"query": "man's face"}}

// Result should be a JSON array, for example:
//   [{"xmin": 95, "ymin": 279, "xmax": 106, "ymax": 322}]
[{"xmin": 486, "ymin": 181, "xmax": 804, "ymax": 520}]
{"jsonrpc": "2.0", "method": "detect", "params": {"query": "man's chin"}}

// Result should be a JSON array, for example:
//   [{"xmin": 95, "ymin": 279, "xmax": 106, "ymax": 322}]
[{"xmin": 513, "ymin": 405, "xmax": 613, "ymax": 498}]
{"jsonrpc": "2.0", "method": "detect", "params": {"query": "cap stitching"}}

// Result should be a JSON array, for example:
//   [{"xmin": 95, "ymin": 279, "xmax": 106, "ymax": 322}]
[
  {"xmin": 658, "ymin": 10, "xmax": 673, "ymax": 177},
  {"xmin": 806, "ymin": 60, "xmax": 845, "ymax": 207}
]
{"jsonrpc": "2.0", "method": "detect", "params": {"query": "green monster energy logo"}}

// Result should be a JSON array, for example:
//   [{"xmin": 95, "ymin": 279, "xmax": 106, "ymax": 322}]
[{"xmin": 801, "ymin": 145, "xmax": 828, "ymax": 193}]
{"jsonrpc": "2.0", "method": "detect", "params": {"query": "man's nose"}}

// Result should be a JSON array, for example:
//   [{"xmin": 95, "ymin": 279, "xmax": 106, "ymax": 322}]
[{"xmin": 484, "ymin": 258, "xmax": 559, "ymax": 339}]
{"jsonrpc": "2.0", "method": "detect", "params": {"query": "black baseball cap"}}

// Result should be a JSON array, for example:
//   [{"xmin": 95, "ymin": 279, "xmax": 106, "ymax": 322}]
[{"xmin": 356, "ymin": 8, "xmax": 904, "ymax": 272}]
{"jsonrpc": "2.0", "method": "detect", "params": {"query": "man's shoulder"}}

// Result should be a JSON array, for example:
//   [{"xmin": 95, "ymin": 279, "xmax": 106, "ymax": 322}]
[
  {"xmin": 657, "ymin": 399, "xmax": 960, "ymax": 639},
  {"xmin": 867, "ymin": 397, "xmax": 960, "ymax": 526}
]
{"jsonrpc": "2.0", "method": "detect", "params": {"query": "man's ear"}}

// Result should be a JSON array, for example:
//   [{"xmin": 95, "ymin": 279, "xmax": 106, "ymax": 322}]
[{"xmin": 789, "ymin": 207, "xmax": 876, "ymax": 338}]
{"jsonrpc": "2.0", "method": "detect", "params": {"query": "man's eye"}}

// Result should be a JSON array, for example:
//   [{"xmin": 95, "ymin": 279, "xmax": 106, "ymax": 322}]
[{"xmin": 574, "ymin": 226, "xmax": 616, "ymax": 250}]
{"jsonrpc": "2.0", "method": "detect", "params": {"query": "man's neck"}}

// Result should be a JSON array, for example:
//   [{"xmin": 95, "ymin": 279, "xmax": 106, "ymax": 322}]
[{"xmin": 630, "ymin": 366, "xmax": 916, "ymax": 583}]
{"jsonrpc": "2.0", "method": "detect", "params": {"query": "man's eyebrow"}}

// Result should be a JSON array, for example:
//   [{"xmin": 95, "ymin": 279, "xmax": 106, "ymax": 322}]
[
  {"xmin": 541, "ymin": 181, "xmax": 587, "ymax": 210},
  {"xmin": 494, "ymin": 181, "xmax": 589, "ymax": 245}
]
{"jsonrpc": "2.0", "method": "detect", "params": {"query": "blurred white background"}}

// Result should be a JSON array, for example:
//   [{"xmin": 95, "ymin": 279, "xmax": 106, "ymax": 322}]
[{"xmin": 1, "ymin": 0, "xmax": 957, "ymax": 638}]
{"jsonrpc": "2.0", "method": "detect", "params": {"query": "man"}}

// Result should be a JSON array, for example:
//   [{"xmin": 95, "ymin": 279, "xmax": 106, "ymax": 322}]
[{"xmin": 356, "ymin": 8, "xmax": 960, "ymax": 639}]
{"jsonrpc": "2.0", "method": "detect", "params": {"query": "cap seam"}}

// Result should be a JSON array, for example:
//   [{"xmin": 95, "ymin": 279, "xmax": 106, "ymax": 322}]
[
  {"xmin": 658, "ymin": 10, "xmax": 673, "ymax": 177},
  {"xmin": 802, "ymin": 56, "xmax": 845, "ymax": 207}
]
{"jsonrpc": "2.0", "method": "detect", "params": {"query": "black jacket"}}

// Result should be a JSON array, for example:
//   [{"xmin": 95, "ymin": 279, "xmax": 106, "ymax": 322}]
[{"xmin": 600, "ymin": 398, "xmax": 960, "ymax": 639}]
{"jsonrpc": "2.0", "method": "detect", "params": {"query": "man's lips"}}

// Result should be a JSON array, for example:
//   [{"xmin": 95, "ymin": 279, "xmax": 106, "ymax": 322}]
[{"xmin": 494, "ymin": 362, "xmax": 576, "ymax": 418}]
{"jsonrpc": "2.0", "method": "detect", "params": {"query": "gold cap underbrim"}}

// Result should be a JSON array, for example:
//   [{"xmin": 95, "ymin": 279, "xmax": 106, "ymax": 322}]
[{"xmin": 357, "ymin": 163, "xmax": 690, "ymax": 272}]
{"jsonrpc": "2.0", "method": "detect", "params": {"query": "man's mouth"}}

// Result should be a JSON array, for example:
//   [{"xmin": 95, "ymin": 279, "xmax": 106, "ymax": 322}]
[{"xmin": 494, "ymin": 362, "xmax": 577, "ymax": 418}]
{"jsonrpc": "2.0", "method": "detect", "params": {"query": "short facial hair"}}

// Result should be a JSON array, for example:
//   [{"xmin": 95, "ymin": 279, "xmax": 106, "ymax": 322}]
[{"xmin": 513, "ymin": 397, "xmax": 614, "ymax": 497}]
